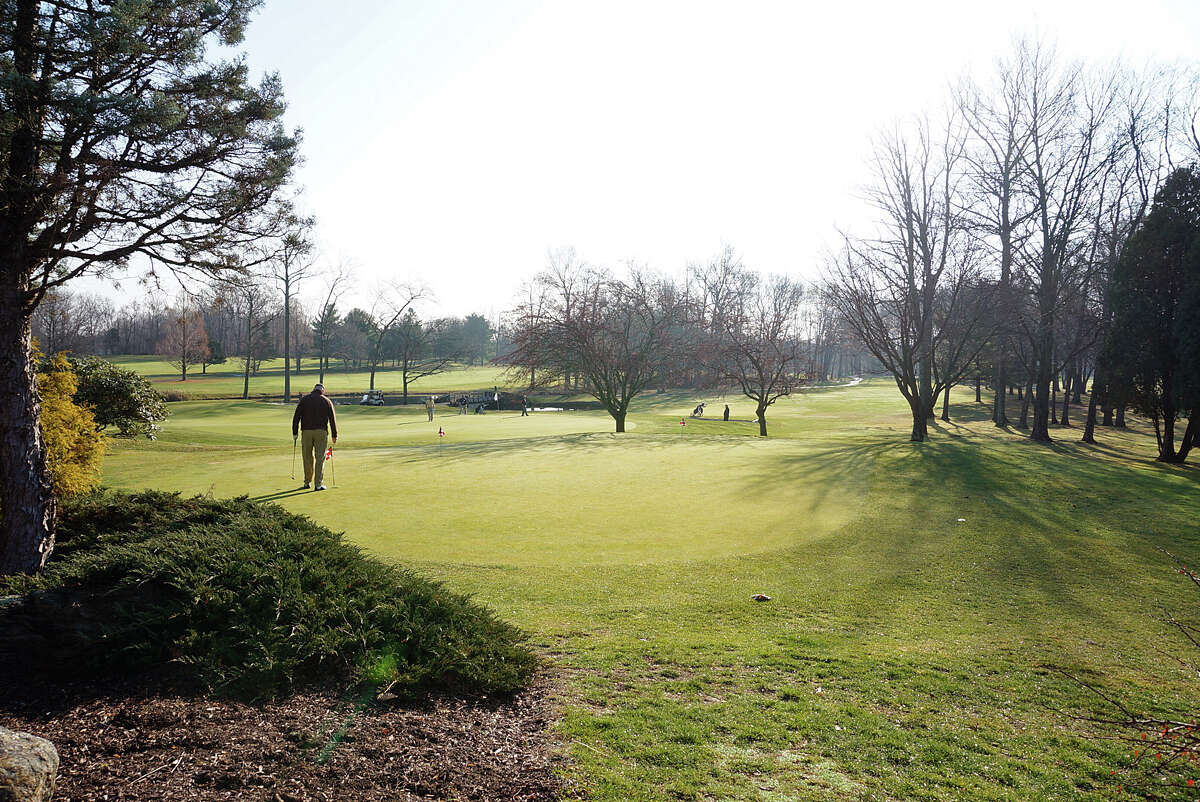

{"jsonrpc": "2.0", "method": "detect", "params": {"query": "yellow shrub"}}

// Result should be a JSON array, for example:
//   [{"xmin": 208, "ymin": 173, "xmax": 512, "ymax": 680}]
[{"xmin": 38, "ymin": 354, "xmax": 104, "ymax": 497}]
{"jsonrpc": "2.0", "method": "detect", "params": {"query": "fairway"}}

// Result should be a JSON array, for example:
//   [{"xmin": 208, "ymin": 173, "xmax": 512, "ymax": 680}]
[
  {"xmin": 102, "ymin": 382, "xmax": 1200, "ymax": 801},
  {"xmin": 109, "ymin": 354, "xmax": 509, "ymax": 399}
]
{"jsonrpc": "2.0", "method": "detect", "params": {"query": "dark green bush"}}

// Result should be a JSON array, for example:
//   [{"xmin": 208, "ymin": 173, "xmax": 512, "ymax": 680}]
[
  {"xmin": 0, "ymin": 490, "xmax": 537, "ymax": 699},
  {"xmin": 66, "ymin": 356, "xmax": 168, "ymax": 438}
]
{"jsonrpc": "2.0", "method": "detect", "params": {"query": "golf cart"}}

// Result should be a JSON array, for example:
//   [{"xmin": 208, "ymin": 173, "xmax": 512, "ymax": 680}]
[{"xmin": 359, "ymin": 389, "xmax": 385, "ymax": 406}]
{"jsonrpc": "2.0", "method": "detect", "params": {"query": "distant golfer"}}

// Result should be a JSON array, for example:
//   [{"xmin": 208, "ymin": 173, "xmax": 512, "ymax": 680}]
[
  {"xmin": 292, "ymin": 383, "xmax": 338, "ymax": 491},
  {"xmin": 521, "ymin": 395, "xmax": 529, "ymax": 416},
  {"xmin": 723, "ymin": 404, "xmax": 730, "ymax": 421},
  {"xmin": 425, "ymin": 395, "xmax": 435, "ymax": 422}
]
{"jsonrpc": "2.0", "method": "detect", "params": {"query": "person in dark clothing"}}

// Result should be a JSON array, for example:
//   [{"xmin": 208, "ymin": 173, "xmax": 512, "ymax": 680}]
[
  {"xmin": 723, "ymin": 404, "xmax": 730, "ymax": 421},
  {"xmin": 521, "ymin": 395, "xmax": 529, "ymax": 416},
  {"xmin": 292, "ymin": 384, "xmax": 338, "ymax": 490}
]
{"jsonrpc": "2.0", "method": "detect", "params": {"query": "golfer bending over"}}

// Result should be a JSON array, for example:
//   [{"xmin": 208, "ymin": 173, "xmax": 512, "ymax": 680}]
[{"xmin": 293, "ymin": 383, "xmax": 338, "ymax": 491}]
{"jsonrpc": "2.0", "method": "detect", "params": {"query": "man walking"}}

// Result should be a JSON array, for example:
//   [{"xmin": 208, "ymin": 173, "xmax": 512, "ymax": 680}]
[
  {"xmin": 425, "ymin": 395, "xmax": 435, "ymax": 422},
  {"xmin": 521, "ymin": 395, "xmax": 529, "ymax": 416},
  {"xmin": 292, "ymin": 383, "xmax": 338, "ymax": 491}
]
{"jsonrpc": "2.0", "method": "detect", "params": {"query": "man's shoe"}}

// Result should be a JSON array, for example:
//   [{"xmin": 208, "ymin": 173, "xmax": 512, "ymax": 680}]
[
  {"xmin": 315, "ymin": 484, "xmax": 326, "ymax": 491},
  {"xmin": 303, "ymin": 482, "xmax": 311, "ymax": 489}
]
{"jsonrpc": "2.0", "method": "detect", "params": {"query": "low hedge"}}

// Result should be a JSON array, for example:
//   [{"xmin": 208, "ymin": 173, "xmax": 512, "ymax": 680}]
[{"xmin": 0, "ymin": 490, "xmax": 537, "ymax": 699}]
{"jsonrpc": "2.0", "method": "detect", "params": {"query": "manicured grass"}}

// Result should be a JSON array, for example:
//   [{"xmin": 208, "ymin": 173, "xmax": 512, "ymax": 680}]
[
  {"xmin": 108, "ymin": 354, "xmax": 510, "ymax": 399},
  {"xmin": 100, "ymin": 381, "xmax": 1200, "ymax": 800}
]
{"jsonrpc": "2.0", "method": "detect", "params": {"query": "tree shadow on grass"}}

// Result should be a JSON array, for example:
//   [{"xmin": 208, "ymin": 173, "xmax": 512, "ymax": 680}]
[{"xmin": 741, "ymin": 421, "xmax": 1200, "ymax": 641}]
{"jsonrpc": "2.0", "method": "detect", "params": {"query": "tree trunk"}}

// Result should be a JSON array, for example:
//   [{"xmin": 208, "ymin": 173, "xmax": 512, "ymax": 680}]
[
  {"xmin": 908, "ymin": 396, "xmax": 927, "ymax": 442},
  {"xmin": 1176, "ymin": 417, "xmax": 1197, "ymax": 463},
  {"xmin": 757, "ymin": 403, "xmax": 768, "ymax": 437},
  {"xmin": 1032, "ymin": 365, "xmax": 1052, "ymax": 441},
  {"xmin": 974, "ymin": 375, "xmax": 981, "ymax": 403},
  {"xmin": 1018, "ymin": 380, "xmax": 1032, "ymax": 429},
  {"xmin": 283, "ymin": 288, "xmax": 291, "ymax": 403},
  {"xmin": 0, "ymin": 299, "xmax": 57, "ymax": 575},
  {"xmin": 242, "ymin": 312, "xmax": 252, "ymax": 400},
  {"xmin": 1082, "ymin": 370, "xmax": 1101, "ymax": 444},
  {"xmin": 614, "ymin": 411, "xmax": 626, "ymax": 433},
  {"xmin": 1115, "ymin": 405, "xmax": 1126, "ymax": 428},
  {"xmin": 993, "ymin": 364, "xmax": 1009, "ymax": 426},
  {"xmin": 1059, "ymin": 372, "xmax": 1071, "ymax": 427},
  {"xmin": 1157, "ymin": 391, "xmax": 1178, "ymax": 462}
]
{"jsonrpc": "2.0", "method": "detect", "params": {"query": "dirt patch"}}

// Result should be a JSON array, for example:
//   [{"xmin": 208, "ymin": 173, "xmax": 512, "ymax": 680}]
[{"xmin": 0, "ymin": 674, "xmax": 572, "ymax": 801}]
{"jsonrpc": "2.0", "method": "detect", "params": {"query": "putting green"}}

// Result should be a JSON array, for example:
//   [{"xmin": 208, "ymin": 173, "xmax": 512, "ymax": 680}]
[{"xmin": 104, "ymin": 400, "xmax": 865, "ymax": 567}]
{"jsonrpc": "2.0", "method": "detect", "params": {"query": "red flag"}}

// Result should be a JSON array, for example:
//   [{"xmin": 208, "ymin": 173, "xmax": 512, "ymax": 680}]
[
  {"xmin": 324, "ymin": 446, "xmax": 333, "ymax": 462},
  {"xmin": 438, "ymin": 427, "xmax": 445, "ymax": 438}
]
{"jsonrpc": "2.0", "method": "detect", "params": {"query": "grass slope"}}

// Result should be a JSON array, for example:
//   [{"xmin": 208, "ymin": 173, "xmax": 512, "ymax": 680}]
[
  {"xmin": 101, "ymin": 381, "xmax": 1200, "ymax": 801},
  {"xmin": 109, "ymin": 354, "xmax": 509, "ymax": 399}
]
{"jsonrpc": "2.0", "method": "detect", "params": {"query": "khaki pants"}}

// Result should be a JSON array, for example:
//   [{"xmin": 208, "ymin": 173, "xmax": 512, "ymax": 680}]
[{"xmin": 300, "ymin": 428, "xmax": 329, "ymax": 485}]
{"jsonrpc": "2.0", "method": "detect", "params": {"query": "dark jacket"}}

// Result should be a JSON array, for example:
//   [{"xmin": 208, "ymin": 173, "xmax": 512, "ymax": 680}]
[{"xmin": 293, "ymin": 392, "xmax": 338, "ymax": 438}]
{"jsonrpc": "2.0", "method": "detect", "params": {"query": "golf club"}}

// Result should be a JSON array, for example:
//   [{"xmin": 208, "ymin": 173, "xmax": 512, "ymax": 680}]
[{"xmin": 291, "ymin": 436, "xmax": 297, "ymax": 480}]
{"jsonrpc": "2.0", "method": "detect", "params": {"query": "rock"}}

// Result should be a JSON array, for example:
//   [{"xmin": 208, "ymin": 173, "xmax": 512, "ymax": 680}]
[
  {"xmin": 0, "ymin": 726, "xmax": 58, "ymax": 802},
  {"xmin": 751, "ymin": 594, "xmax": 771, "ymax": 602}
]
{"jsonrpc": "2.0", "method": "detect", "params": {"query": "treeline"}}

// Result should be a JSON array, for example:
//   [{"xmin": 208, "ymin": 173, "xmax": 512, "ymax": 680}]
[
  {"xmin": 34, "ymin": 279, "xmax": 499, "ymax": 401},
  {"xmin": 501, "ymin": 247, "xmax": 875, "ymax": 436},
  {"xmin": 824, "ymin": 39, "xmax": 1200, "ymax": 462}
]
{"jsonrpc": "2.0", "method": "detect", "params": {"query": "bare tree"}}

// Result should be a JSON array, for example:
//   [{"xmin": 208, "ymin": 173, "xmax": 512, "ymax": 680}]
[
  {"xmin": 957, "ymin": 50, "xmax": 1035, "ymax": 427},
  {"xmin": 826, "ymin": 114, "xmax": 976, "ymax": 441},
  {"xmin": 387, "ymin": 311, "xmax": 458, "ymax": 402},
  {"xmin": 156, "ymin": 299, "xmax": 210, "ymax": 381},
  {"xmin": 267, "ymin": 211, "xmax": 316, "ymax": 402},
  {"xmin": 1014, "ymin": 41, "xmax": 1120, "ymax": 442},
  {"xmin": 225, "ymin": 274, "xmax": 277, "ymax": 400},
  {"xmin": 504, "ymin": 258, "xmax": 684, "ymax": 433},
  {"xmin": 366, "ymin": 282, "xmax": 427, "ymax": 391},
  {"xmin": 502, "ymin": 278, "xmax": 550, "ymax": 390},
  {"xmin": 692, "ymin": 248, "xmax": 808, "ymax": 436},
  {"xmin": 311, "ymin": 262, "xmax": 353, "ymax": 385},
  {"xmin": 1081, "ymin": 66, "xmax": 1179, "ymax": 443}
]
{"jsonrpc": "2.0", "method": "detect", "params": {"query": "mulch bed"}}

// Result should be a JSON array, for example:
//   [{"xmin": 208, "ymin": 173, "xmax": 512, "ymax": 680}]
[{"xmin": 0, "ymin": 675, "xmax": 572, "ymax": 801}]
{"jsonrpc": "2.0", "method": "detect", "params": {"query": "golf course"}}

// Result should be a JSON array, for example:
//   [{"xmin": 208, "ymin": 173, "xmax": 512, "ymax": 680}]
[{"xmin": 98, "ymin": 379, "xmax": 1200, "ymax": 801}]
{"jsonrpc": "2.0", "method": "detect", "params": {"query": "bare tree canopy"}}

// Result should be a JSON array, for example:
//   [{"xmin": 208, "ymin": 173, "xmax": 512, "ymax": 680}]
[
  {"xmin": 504, "ymin": 252, "xmax": 685, "ymax": 433},
  {"xmin": 691, "ymin": 247, "xmax": 808, "ymax": 437},
  {"xmin": 827, "ymin": 113, "xmax": 991, "ymax": 441},
  {"xmin": 156, "ymin": 300, "xmax": 210, "ymax": 382}
]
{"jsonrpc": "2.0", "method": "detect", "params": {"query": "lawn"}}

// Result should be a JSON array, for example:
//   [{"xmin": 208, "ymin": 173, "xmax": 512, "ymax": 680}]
[
  {"xmin": 109, "ymin": 354, "xmax": 510, "ymax": 399},
  {"xmin": 100, "ymin": 380, "xmax": 1200, "ymax": 801}
]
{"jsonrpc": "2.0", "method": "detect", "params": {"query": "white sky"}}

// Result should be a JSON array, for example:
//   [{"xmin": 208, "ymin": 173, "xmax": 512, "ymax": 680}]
[{"xmin": 87, "ymin": 0, "xmax": 1200, "ymax": 319}]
